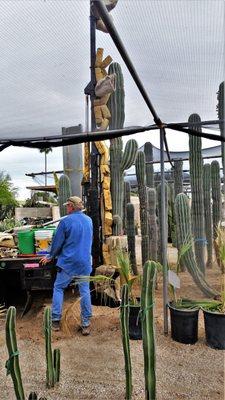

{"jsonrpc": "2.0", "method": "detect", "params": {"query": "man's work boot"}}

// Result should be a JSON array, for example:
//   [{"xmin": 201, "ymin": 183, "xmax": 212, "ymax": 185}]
[
  {"xmin": 78, "ymin": 325, "xmax": 90, "ymax": 336},
  {"xmin": 52, "ymin": 320, "xmax": 60, "ymax": 331}
]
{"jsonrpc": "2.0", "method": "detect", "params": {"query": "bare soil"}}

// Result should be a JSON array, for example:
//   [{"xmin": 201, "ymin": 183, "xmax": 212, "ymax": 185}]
[{"xmin": 0, "ymin": 247, "xmax": 224, "ymax": 399}]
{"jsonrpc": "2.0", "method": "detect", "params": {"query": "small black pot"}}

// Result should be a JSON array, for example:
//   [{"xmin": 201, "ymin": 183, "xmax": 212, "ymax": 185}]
[
  {"xmin": 129, "ymin": 300, "xmax": 142, "ymax": 340},
  {"xmin": 169, "ymin": 303, "xmax": 199, "ymax": 345},
  {"xmin": 203, "ymin": 309, "xmax": 225, "ymax": 350}
]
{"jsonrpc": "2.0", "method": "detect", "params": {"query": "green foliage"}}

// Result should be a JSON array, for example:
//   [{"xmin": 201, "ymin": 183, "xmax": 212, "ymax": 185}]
[
  {"xmin": 0, "ymin": 217, "xmax": 22, "ymax": 232},
  {"xmin": 0, "ymin": 172, "xmax": 18, "ymax": 219},
  {"xmin": 23, "ymin": 192, "xmax": 57, "ymax": 208}
]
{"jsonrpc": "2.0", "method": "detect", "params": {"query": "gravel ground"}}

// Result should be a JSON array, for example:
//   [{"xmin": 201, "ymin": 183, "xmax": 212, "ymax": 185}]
[{"xmin": 0, "ymin": 250, "xmax": 224, "ymax": 399}]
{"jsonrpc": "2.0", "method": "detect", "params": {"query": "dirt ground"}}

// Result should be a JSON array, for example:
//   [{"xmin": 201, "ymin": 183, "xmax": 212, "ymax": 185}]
[{"xmin": 0, "ymin": 246, "xmax": 224, "ymax": 400}]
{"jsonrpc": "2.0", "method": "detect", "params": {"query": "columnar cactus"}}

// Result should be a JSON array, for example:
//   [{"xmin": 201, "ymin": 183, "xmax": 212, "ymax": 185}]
[
  {"xmin": 174, "ymin": 159, "xmax": 183, "ymax": 197},
  {"xmin": 120, "ymin": 284, "xmax": 132, "ymax": 400},
  {"xmin": 44, "ymin": 307, "xmax": 61, "ymax": 388},
  {"xmin": 217, "ymin": 82, "xmax": 225, "ymax": 180},
  {"xmin": 141, "ymin": 260, "xmax": 157, "ymax": 400},
  {"xmin": 113, "ymin": 214, "xmax": 123, "ymax": 236},
  {"xmin": 175, "ymin": 193, "xmax": 218, "ymax": 297},
  {"xmin": 211, "ymin": 160, "xmax": 222, "ymax": 239},
  {"xmin": 147, "ymin": 188, "xmax": 158, "ymax": 261},
  {"xmin": 157, "ymin": 182, "xmax": 168, "ymax": 265},
  {"xmin": 126, "ymin": 203, "xmax": 138, "ymax": 275},
  {"xmin": 203, "ymin": 164, "xmax": 213, "ymax": 268},
  {"xmin": 144, "ymin": 142, "xmax": 154, "ymax": 188},
  {"xmin": 189, "ymin": 113, "xmax": 206, "ymax": 274},
  {"xmin": 135, "ymin": 151, "xmax": 149, "ymax": 264},
  {"xmin": 5, "ymin": 306, "xmax": 25, "ymax": 400},
  {"xmin": 123, "ymin": 181, "xmax": 131, "ymax": 233},
  {"xmin": 108, "ymin": 62, "xmax": 125, "ymax": 130},
  {"xmin": 58, "ymin": 174, "xmax": 72, "ymax": 217}
]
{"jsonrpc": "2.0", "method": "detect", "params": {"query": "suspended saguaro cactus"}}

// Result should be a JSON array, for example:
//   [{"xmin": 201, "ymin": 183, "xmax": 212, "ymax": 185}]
[
  {"xmin": 211, "ymin": 160, "xmax": 222, "ymax": 239},
  {"xmin": 141, "ymin": 260, "xmax": 157, "ymax": 400},
  {"xmin": 175, "ymin": 193, "xmax": 218, "ymax": 297},
  {"xmin": 135, "ymin": 151, "xmax": 149, "ymax": 265},
  {"xmin": 144, "ymin": 142, "xmax": 154, "ymax": 188},
  {"xmin": 203, "ymin": 164, "xmax": 213, "ymax": 268},
  {"xmin": 147, "ymin": 188, "xmax": 158, "ymax": 262},
  {"xmin": 5, "ymin": 307, "xmax": 25, "ymax": 400},
  {"xmin": 120, "ymin": 284, "xmax": 132, "ymax": 400},
  {"xmin": 189, "ymin": 113, "xmax": 206, "ymax": 275},
  {"xmin": 123, "ymin": 181, "xmax": 131, "ymax": 233},
  {"xmin": 217, "ymin": 82, "xmax": 225, "ymax": 181},
  {"xmin": 157, "ymin": 182, "xmax": 168, "ymax": 265},
  {"xmin": 174, "ymin": 159, "xmax": 183, "ymax": 197},
  {"xmin": 58, "ymin": 174, "xmax": 72, "ymax": 217},
  {"xmin": 126, "ymin": 202, "xmax": 138, "ymax": 275},
  {"xmin": 44, "ymin": 307, "xmax": 61, "ymax": 388}
]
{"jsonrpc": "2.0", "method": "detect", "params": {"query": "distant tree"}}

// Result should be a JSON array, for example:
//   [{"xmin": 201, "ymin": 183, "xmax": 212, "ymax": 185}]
[
  {"xmin": 39, "ymin": 147, "xmax": 52, "ymax": 186},
  {"xmin": 0, "ymin": 172, "xmax": 18, "ymax": 220}
]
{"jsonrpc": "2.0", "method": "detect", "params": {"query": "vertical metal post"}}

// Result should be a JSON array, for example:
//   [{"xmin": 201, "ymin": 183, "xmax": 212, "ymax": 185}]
[{"xmin": 160, "ymin": 127, "xmax": 168, "ymax": 335}]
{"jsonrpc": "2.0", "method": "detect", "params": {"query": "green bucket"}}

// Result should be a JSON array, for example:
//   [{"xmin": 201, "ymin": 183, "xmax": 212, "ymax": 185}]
[{"xmin": 17, "ymin": 230, "xmax": 35, "ymax": 254}]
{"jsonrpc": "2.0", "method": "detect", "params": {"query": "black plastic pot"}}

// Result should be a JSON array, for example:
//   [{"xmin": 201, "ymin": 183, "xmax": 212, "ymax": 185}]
[
  {"xmin": 129, "ymin": 300, "xmax": 142, "ymax": 340},
  {"xmin": 169, "ymin": 303, "xmax": 199, "ymax": 344},
  {"xmin": 203, "ymin": 309, "xmax": 225, "ymax": 350}
]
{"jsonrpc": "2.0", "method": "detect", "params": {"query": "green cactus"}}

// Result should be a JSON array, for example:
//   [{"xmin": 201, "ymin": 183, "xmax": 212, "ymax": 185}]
[
  {"xmin": 217, "ymin": 82, "xmax": 225, "ymax": 180},
  {"xmin": 108, "ymin": 62, "xmax": 125, "ymax": 130},
  {"xmin": 120, "ymin": 284, "xmax": 132, "ymax": 400},
  {"xmin": 175, "ymin": 193, "xmax": 218, "ymax": 297},
  {"xmin": 189, "ymin": 113, "xmax": 206, "ymax": 274},
  {"xmin": 174, "ymin": 159, "xmax": 183, "ymax": 197},
  {"xmin": 144, "ymin": 142, "xmax": 154, "ymax": 188},
  {"xmin": 157, "ymin": 182, "xmax": 168, "ymax": 265},
  {"xmin": 203, "ymin": 164, "xmax": 213, "ymax": 268},
  {"xmin": 58, "ymin": 174, "xmax": 72, "ymax": 217},
  {"xmin": 147, "ymin": 188, "xmax": 158, "ymax": 262},
  {"xmin": 126, "ymin": 202, "xmax": 138, "ymax": 275},
  {"xmin": 113, "ymin": 214, "xmax": 123, "ymax": 236},
  {"xmin": 5, "ymin": 306, "xmax": 25, "ymax": 400},
  {"xmin": 211, "ymin": 160, "xmax": 222, "ymax": 239},
  {"xmin": 141, "ymin": 260, "xmax": 157, "ymax": 400},
  {"xmin": 135, "ymin": 151, "xmax": 149, "ymax": 264},
  {"xmin": 123, "ymin": 181, "xmax": 131, "ymax": 233},
  {"xmin": 44, "ymin": 307, "xmax": 61, "ymax": 388}
]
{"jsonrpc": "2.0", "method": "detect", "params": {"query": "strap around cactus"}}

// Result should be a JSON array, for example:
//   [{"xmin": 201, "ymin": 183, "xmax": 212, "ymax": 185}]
[{"xmin": 5, "ymin": 350, "xmax": 20, "ymax": 376}]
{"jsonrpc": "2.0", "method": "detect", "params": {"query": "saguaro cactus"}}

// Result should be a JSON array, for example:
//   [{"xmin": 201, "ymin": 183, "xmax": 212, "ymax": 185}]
[
  {"xmin": 44, "ymin": 307, "xmax": 61, "ymax": 388},
  {"xmin": 147, "ymin": 188, "xmax": 158, "ymax": 261},
  {"xmin": 144, "ymin": 142, "xmax": 154, "ymax": 188},
  {"xmin": 174, "ymin": 159, "xmax": 183, "ymax": 197},
  {"xmin": 126, "ymin": 202, "xmax": 138, "ymax": 275},
  {"xmin": 5, "ymin": 306, "xmax": 25, "ymax": 400},
  {"xmin": 189, "ymin": 113, "xmax": 206, "ymax": 274},
  {"xmin": 175, "ymin": 193, "xmax": 218, "ymax": 297},
  {"xmin": 211, "ymin": 160, "xmax": 222, "ymax": 239},
  {"xmin": 135, "ymin": 151, "xmax": 149, "ymax": 264},
  {"xmin": 120, "ymin": 284, "xmax": 132, "ymax": 400},
  {"xmin": 141, "ymin": 260, "xmax": 157, "ymax": 400},
  {"xmin": 58, "ymin": 174, "xmax": 72, "ymax": 217},
  {"xmin": 203, "ymin": 164, "xmax": 213, "ymax": 268},
  {"xmin": 108, "ymin": 62, "xmax": 125, "ymax": 130}
]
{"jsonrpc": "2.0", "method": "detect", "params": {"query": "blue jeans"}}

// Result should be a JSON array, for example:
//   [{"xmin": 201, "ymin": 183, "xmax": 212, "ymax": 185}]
[{"xmin": 51, "ymin": 269, "xmax": 92, "ymax": 327}]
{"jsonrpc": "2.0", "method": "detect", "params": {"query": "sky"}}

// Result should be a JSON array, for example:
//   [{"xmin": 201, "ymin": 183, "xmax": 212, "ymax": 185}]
[{"xmin": 0, "ymin": 0, "xmax": 224, "ymax": 199}]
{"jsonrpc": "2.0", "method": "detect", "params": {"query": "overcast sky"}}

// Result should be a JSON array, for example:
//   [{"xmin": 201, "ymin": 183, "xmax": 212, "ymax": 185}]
[{"xmin": 0, "ymin": 0, "xmax": 224, "ymax": 199}]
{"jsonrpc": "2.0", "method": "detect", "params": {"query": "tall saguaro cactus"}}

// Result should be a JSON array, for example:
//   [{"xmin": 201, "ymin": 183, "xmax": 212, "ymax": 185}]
[
  {"xmin": 189, "ymin": 113, "xmax": 206, "ymax": 275},
  {"xmin": 141, "ymin": 260, "xmax": 157, "ymax": 400},
  {"xmin": 144, "ymin": 142, "xmax": 154, "ymax": 188},
  {"xmin": 211, "ymin": 160, "xmax": 222, "ymax": 239},
  {"xmin": 58, "ymin": 174, "xmax": 72, "ymax": 217},
  {"xmin": 147, "ymin": 188, "xmax": 158, "ymax": 262},
  {"xmin": 126, "ymin": 202, "xmax": 138, "ymax": 275},
  {"xmin": 120, "ymin": 284, "xmax": 132, "ymax": 400},
  {"xmin": 175, "ymin": 193, "xmax": 218, "ymax": 298},
  {"xmin": 203, "ymin": 164, "xmax": 213, "ymax": 268},
  {"xmin": 5, "ymin": 306, "xmax": 25, "ymax": 400},
  {"xmin": 135, "ymin": 151, "xmax": 149, "ymax": 264}
]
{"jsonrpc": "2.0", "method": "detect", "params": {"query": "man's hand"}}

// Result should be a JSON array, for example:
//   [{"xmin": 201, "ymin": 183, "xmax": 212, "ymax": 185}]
[{"xmin": 40, "ymin": 256, "xmax": 52, "ymax": 265}]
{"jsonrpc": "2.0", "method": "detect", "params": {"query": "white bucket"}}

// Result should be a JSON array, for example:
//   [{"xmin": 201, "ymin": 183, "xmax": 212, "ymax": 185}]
[{"xmin": 34, "ymin": 230, "xmax": 54, "ymax": 254}]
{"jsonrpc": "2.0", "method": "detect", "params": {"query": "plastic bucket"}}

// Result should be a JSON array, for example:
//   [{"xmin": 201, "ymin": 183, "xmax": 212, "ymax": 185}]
[
  {"xmin": 34, "ymin": 229, "xmax": 54, "ymax": 255},
  {"xmin": 129, "ymin": 299, "xmax": 142, "ymax": 340},
  {"xmin": 169, "ymin": 304, "xmax": 199, "ymax": 344},
  {"xmin": 17, "ymin": 230, "xmax": 35, "ymax": 254},
  {"xmin": 203, "ymin": 309, "xmax": 225, "ymax": 350}
]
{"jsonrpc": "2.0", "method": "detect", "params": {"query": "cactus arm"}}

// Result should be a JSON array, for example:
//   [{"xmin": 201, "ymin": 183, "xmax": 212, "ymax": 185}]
[
  {"xmin": 121, "ymin": 140, "xmax": 138, "ymax": 172},
  {"xmin": 120, "ymin": 284, "xmax": 132, "ymax": 400},
  {"xmin": 141, "ymin": 261, "xmax": 157, "ymax": 400}
]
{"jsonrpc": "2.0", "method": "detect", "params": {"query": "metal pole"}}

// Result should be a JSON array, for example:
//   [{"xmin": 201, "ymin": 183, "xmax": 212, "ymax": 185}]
[{"xmin": 160, "ymin": 127, "xmax": 168, "ymax": 335}]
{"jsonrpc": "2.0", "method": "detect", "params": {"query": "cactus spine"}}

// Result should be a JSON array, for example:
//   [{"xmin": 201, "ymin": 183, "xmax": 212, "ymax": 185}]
[
  {"xmin": 203, "ymin": 164, "xmax": 213, "ymax": 268},
  {"xmin": 135, "ymin": 151, "xmax": 149, "ymax": 264},
  {"xmin": 189, "ymin": 113, "xmax": 206, "ymax": 274},
  {"xmin": 5, "ymin": 306, "xmax": 25, "ymax": 400},
  {"xmin": 174, "ymin": 159, "xmax": 183, "ymax": 197},
  {"xmin": 58, "ymin": 174, "xmax": 72, "ymax": 217},
  {"xmin": 44, "ymin": 307, "xmax": 61, "ymax": 388},
  {"xmin": 126, "ymin": 202, "xmax": 138, "ymax": 275},
  {"xmin": 144, "ymin": 142, "xmax": 154, "ymax": 188},
  {"xmin": 123, "ymin": 181, "xmax": 131, "ymax": 233},
  {"xmin": 147, "ymin": 188, "xmax": 158, "ymax": 261},
  {"xmin": 175, "ymin": 193, "xmax": 218, "ymax": 297},
  {"xmin": 157, "ymin": 182, "xmax": 168, "ymax": 265},
  {"xmin": 211, "ymin": 160, "xmax": 222, "ymax": 239},
  {"xmin": 141, "ymin": 261, "xmax": 157, "ymax": 400},
  {"xmin": 120, "ymin": 284, "xmax": 132, "ymax": 400}
]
